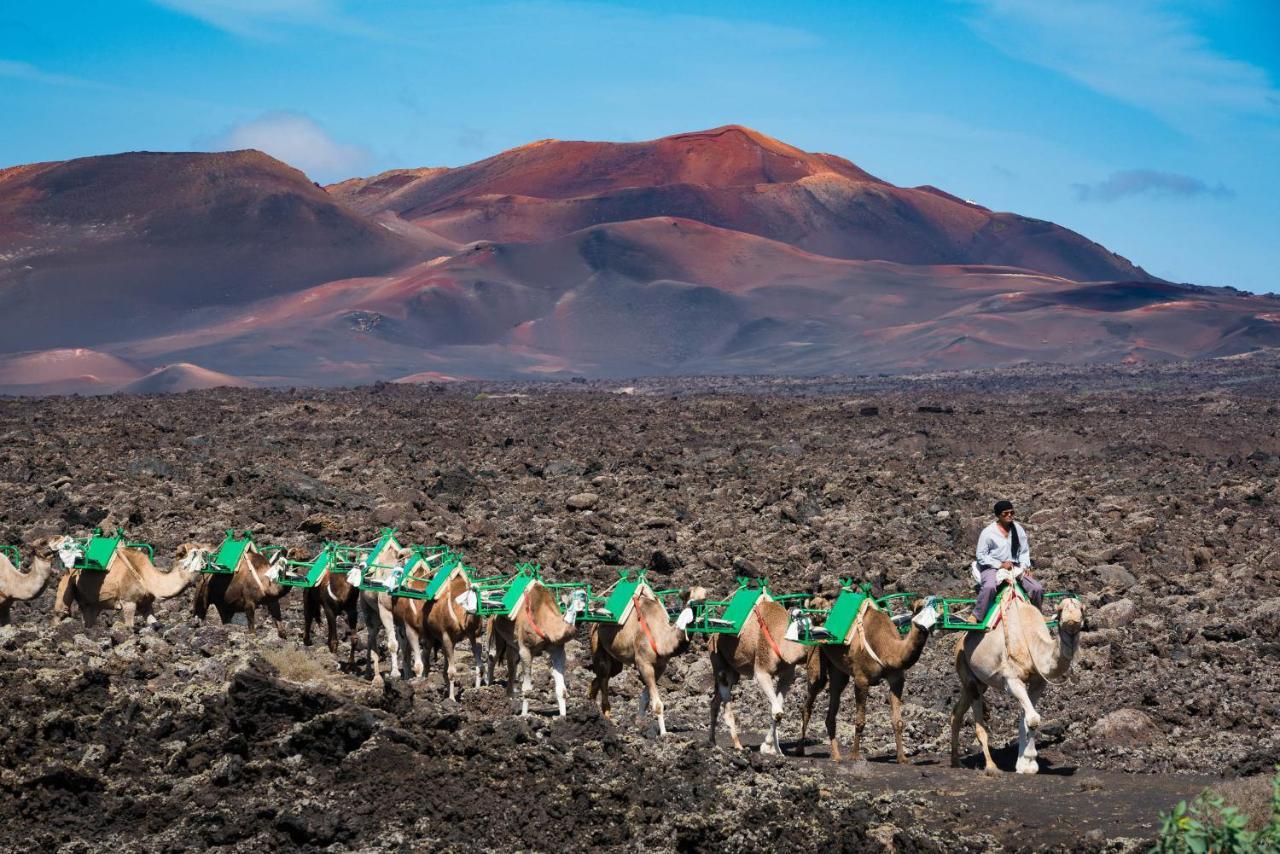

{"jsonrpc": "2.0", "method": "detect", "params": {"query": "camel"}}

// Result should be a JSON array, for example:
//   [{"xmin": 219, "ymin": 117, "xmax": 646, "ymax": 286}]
[
  {"xmin": 587, "ymin": 586, "xmax": 706, "ymax": 735},
  {"xmin": 799, "ymin": 597, "xmax": 938, "ymax": 762},
  {"xmin": 50, "ymin": 534, "xmax": 198, "ymax": 629},
  {"xmin": 708, "ymin": 596, "xmax": 811, "ymax": 755},
  {"xmin": 302, "ymin": 567, "xmax": 361, "ymax": 666},
  {"xmin": 490, "ymin": 580, "xmax": 585, "ymax": 716},
  {"xmin": 950, "ymin": 585, "xmax": 1084, "ymax": 774},
  {"xmin": 349, "ymin": 535, "xmax": 428, "ymax": 686},
  {"xmin": 0, "ymin": 547, "xmax": 55, "ymax": 625},
  {"xmin": 423, "ymin": 570, "xmax": 486, "ymax": 700},
  {"xmin": 184, "ymin": 541, "xmax": 292, "ymax": 637}
]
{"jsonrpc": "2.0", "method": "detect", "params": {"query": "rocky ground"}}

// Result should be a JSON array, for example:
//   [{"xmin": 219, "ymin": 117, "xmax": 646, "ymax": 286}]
[{"xmin": 1, "ymin": 353, "xmax": 1279, "ymax": 851}]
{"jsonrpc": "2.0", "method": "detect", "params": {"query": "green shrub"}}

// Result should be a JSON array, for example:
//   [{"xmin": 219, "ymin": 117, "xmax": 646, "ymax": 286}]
[{"xmin": 1153, "ymin": 766, "xmax": 1280, "ymax": 853}]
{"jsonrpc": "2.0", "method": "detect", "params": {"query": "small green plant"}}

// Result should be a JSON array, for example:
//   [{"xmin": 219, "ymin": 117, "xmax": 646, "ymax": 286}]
[{"xmin": 1152, "ymin": 766, "xmax": 1280, "ymax": 853}]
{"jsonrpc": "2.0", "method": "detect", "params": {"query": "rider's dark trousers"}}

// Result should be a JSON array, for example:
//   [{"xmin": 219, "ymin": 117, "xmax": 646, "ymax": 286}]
[{"xmin": 975, "ymin": 568, "xmax": 1044, "ymax": 621}]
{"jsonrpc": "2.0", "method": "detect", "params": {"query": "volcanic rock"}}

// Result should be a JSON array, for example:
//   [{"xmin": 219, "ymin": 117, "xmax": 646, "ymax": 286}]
[
  {"xmin": 566, "ymin": 492, "xmax": 599, "ymax": 511},
  {"xmin": 1090, "ymin": 708, "xmax": 1164, "ymax": 747}
]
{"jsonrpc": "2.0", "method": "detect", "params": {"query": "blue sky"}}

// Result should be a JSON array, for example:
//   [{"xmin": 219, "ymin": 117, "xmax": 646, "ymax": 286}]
[{"xmin": 2, "ymin": 1, "xmax": 1277, "ymax": 292}]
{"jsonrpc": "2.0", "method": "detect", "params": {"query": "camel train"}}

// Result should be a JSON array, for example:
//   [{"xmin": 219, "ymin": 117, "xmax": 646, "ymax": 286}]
[{"xmin": 0, "ymin": 525, "xmax": 1084, "ymax": 774}]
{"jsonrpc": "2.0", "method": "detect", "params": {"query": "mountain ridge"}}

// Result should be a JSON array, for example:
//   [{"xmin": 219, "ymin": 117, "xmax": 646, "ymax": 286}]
[{"xmin": 1, "ymin": 125, "xmax": 1276, "ymax": 393}]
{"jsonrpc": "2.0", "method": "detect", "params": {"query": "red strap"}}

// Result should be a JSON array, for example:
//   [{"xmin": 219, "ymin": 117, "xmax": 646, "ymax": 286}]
[
  {"xmin": 755, "ymin": 608, "xmax": 783, "ymax": 660},
  {"xmin": 524, "ymin": 594, "xmax": 548, "ymax": 641},
  {"xmin": 635, "ymin": 602, "xmax": 659, "ymax": 655}
]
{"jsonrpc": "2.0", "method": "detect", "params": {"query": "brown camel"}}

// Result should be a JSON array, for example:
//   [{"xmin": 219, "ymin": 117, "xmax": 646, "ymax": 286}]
[
  {"xmin": 708, "ymin": 597, "xmax": 810, "ymax": 755},
  {"xmin": 799, "ymin": 598, "xmax": 938, "ymax": 762},
  {"xmin": 0, "ymin": 547, "xmax": 55, "ymax": 625},
  {"xmin": 302, "ymin": 567, "xmax": 360, "ymax": 666},
  {"xmin": 424, "ymin": 571, "xmax": 485, "ymax": 700},
  {"xmin": 50, "ymin": 535, "xmax": 198, "ymax": 629},
  {"xmin": 491, "ymin": 581, "xmax": 585, "ymax": 716},
  {"xmin": 950, "ymin": 589, "xmax": 1084, "ymax": 774},
  {"xmin": 184, "ymin": 542, "xmax": 292, "ymax": 637},
  {"xmin": 587, "ymin": 586, "xmax": 706, "ymax": 735}
]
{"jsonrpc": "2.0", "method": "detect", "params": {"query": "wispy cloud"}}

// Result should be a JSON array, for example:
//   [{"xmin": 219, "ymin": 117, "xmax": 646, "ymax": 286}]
[
  {"xmin": 960, "ymin": 1, "xmax": 1280, "ymax": 133},
  {"xmin": 1073, "ymin": 169, "xmax": 1234, "ymax": 202},
  {"xmin": 205, "ymin": 111, "xmax": 368, "ymax": 180},
  {"xmin": 0, "ymin": 58, "xmax": 110, "ymax": 89},
  {"xmin": 149, "ymin": 0, "xmax": 380, "ymax": 40}
]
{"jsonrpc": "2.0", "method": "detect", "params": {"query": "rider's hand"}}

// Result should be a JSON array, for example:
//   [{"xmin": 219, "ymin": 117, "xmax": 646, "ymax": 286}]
[{"xmin": 1000, "ymin": 560, "xmax": 1014, "ymax": 570}]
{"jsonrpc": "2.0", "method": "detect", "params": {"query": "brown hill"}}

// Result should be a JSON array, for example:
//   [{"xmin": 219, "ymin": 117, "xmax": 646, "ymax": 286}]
[
  {"xmin": 119, "ymin": 363, "xmax": 254, "ymax": 394},
  {"xmin": 0, "ymin": 150, "xmax": 429, "ymax": 352},
  {"xmin": 0, "ymin": 347, "xmax": 147, "ymax": 396},
  {"xmin": 110, "ymin": 217, "xmax": 1280, "ymax": 383},
  {"xmin": 328, "ymin": 125, "xmax": 1151, "ymax": 282}
]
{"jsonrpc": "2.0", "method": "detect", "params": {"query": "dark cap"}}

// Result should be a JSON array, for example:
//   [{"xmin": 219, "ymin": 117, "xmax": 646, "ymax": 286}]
[{"xmin": 993, "ymin": 500, "xmax": 1014, "ymax": 516}]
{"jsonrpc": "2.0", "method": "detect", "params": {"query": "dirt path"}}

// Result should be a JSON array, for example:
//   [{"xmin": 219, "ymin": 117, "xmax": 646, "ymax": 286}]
[{"xmin": 712, "ymin": 734, "xmax": 1218, "ymax": 848}]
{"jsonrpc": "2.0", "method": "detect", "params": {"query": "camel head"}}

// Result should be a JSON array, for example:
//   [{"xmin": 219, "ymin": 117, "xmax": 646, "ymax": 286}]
[
  {"xmin": 1056, "ymin": 597, "xmax": 1084, "ymax": 633},
  {"xmin": 174, "ymin": 542, "xmax": 213, "ymax": 573},
  {"xmin": 673, "ymin": 586, "xmax": 709, "ymax": 632},
  {"xmin": 30, "ymin": 537, "xmax": 61, "ymax": 562},
  {"xmin": 45, "ymin": 535, "xmax": 83, "ymax": 569},
  {"xmin": 909, "ymin": 596, "xmax": 940, "ymax": 632}
]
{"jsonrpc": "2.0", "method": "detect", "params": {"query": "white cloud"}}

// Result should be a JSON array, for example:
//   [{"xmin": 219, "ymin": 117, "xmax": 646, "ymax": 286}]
[
  {"xmin": 961, "ymin": 0, "xmax": 1280, "ymax": 133},
  {"xmin": 1073, "ymin": 169, "xmax": 1234, "ymax": 202},
  {"xmin": 0, "ymin": 58, "xmax": 108, "ymax": 89},
  {"xmin": 149, "ymin": 0, "xmax": 378, "ymax": 39},
  {"xmin": 208, "ymin": 112, "xmax": 368, "ymax": 180}
]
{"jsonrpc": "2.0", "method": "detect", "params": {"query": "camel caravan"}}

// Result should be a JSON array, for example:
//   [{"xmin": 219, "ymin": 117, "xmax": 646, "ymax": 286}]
[{"xmin": 0, "ymin": 519, "xmax": 1085, "ymax": 775}]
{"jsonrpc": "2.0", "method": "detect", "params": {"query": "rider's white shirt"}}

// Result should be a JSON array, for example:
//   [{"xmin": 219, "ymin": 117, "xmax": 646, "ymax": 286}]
[{"xmin": 975, "ymin": 521, "xmax": 1031, "ymax": 571}]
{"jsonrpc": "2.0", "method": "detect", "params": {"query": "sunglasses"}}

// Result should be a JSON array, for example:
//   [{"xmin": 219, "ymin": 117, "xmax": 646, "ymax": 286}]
[{"xmin": 999, "ymin": 510, "xmax": 1015, "ymax": 517}]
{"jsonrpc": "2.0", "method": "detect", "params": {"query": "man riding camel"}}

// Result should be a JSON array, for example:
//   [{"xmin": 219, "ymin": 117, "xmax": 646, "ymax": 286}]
[{"xmin": 973, "ymin": 500, "xmax": 1044, "ymax": 620}]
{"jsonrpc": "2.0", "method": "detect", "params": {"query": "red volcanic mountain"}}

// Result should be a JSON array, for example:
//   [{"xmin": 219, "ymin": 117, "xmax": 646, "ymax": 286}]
[
  {"xmin": 0, "ymin": 150, "xmax": 432, "ymax": 352},
  {"xmin": 1, "ymin": 126, "xmax": 1278, "ymax": 392},
  {"xmin": 328, "ymin": 125, "xmax": 1150, "ymax": 283}
]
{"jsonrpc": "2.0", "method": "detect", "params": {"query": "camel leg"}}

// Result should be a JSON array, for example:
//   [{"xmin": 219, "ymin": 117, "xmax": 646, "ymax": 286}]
[
  {"xmin": 265, "ymin": 597, "xmax": 286, "ymax": 639},
  {"xmin": 121, "ymin": 601, "xmax": 137, "ymax": 631},
  {"xmin": 719, "ymin": 676, "xmax": 743, "ymax": 751},
  {"xmin": 1016, "ymin": 682, "xmax": 1045, "ymax": 775},
  {"xmin": 381, "ymin": 607, "xmax": 400, "ymax": 682},
  {"xmin": 850, "ymin": 683, "xmax": 869, "ymax": 761},
  {"xmin": 440, "ymin": 633, "xmax": 457, "ymax": 699},
  {"xmin": 589, "ymin": 661, "xmax": 612, "ymax": 721},
  {"xmin": 364, "ymin": 599, "xmax": 384, "ymax": 687},
  {"xmin": 193, "ymin": 577, "xmax": 210, "ymax": 623},
  {"xmin": 550, "ymin": 645, "xmax": 568, "ymax": 717},
  {"xmin": 53, "ymin": 574, "xmax": 75, "ymax": 624},
  {"xmin": 472, "ymin": 637, "xmax": 485, "ymax": 688},
  {"xmin": 302, "ymin": 594, "xmax": 317, "ymax": 647},
  {"xmin": 888, "ymin": 672, "xmax": 909, "ymax": 764},
  {"xmin": 138, "ymin": 600, "xmax": 157, "ymax": 626},
  {"xmin": 1005, "ymin": 675, "xmax": 1041, "ymax": 730},
  {"xmin": 754, "ymin": 668, "xmax": 785, "ymax": 756},
  {"xmin": 0, "ymin": 601, "xmax": 10, "ymax": 627},
  {"xmin": 82, "ymin": 604, "xmax": 100, "ymax": 629},
  {"xmin": 245, "ymin": 605, "xmax": 257, "ymax": 635},
  {"xmin": 950, "ymin": 683, "xmax": 975, "ymax": 768},
  {"xmin": 405, "ymin": 626, "xmax": 424, "ymax": 681},
  {"xmin": 825, "ymin": 667, "xmax": 850, "ymax": 762},
  {"xmin": 708, "ymin": 678, "xmax": 722, "ymax": 746},
  {"xmin": 518, "ymin": 643, "xmax": 533, "ymax": 716},
  {"xmin": 501, "ymin": 636, "xmax": 518, "ymax": 697},
  {"xmin": 345, "ymin": 604, "xmax": 359, "ymax": 668},
  {"xmin": 651, "ymin": 660, "xmax": 669, "ymax": 736},
  {"xmin": 799, "ymin": 652, "xmax": 829, "ymax": 757},
  {"xmin": 633, "ymin": 658, "xmax": 664, "ymax": 734},
  {"xmin": 971, "ymin": 692, "xmax": 998, "ymax": 774}
]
